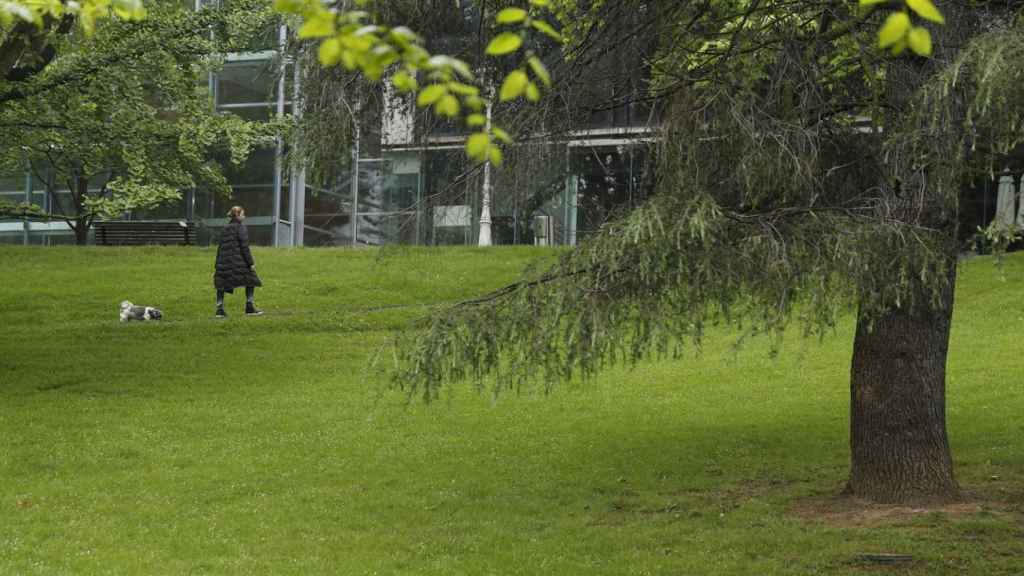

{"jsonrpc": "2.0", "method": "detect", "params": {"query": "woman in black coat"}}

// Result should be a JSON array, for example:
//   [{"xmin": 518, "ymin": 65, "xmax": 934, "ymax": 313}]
[{"xmin": 214, "ymin": 206, "xmax": 263, "ymax": 317}]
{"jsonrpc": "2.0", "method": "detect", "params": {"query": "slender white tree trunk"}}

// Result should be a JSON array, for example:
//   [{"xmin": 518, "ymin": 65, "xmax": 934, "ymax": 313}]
[{"xmin": 478, "ymin": 96, "xmax": 494, "ymax": 247}]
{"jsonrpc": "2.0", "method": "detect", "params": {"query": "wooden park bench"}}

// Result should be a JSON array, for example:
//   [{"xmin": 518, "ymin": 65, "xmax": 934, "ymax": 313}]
[{"xmin": 95, "ymin": 220, "xmax": 196, "ymax": 246}]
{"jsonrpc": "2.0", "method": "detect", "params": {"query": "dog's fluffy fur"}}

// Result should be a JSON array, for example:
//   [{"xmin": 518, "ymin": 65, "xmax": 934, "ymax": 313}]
[{"xmin": 120, "ymin": 301, "xmax": 163, "ymax": 322}]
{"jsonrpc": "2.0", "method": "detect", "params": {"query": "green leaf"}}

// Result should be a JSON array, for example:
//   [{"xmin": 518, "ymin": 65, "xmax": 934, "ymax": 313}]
[
  {"xmin": 435, "ymin": 94, "xmax": 460, "ymax": 117},
  {"xmin": 417, "ymin": 84, "xmax": 447, "ymax": 107},
  {"xmin": 486, "ymin": 32, "xmax": 523, "ymax": 56},
  {"xmin": 488, "ymin": 146, "xmax": 503, "ymax": 167},
  {"xmin": 906, "ymin": 0, "xmax": 945, "ymax": 24},
  {"xmin": 906, "ymin": 26, "xmax": 932, "ymax": 56},
  {"xmin": 857, "ymin": 0, "xmax": 887, "ymax": 5},
  {"xmin": 318, "ymin": 38, "xmax": 343, "ymax": 66},
  {"xmin": 499, "ymin": 70, "xmax": 529, "ymax": 101},
  {"xmin": 392, "ymin": 71, "xmax": 419, "ymax": 92},
  {"xmin": 466, "ymin": 132, "xmax": 491, "ymax": 160},
  {"xmin": 496, "ymin": 8, "xmax": 528, "ymax": 24},
  {"xmin": 525, "ymin": 81, "xmax": 541, "ymax": 102},
  {"xmin": 492, "ymin": 126, "xmax": 512, "ymax": 144},
  {"xmin": 878, "ymin": 12, "xmax": 910, "ymax": 49},
  {"xmin": 450, "ymin": 59, "xmax": 475, "ymax": 80},
  {"xmin": 530, "ymin": 19, "xmax": 562, "ymax": 42},
  {"xmin": 527, "ymin": 56, "xmax": 551, "ymax": 87},
  {"xmin": 273, "ymin": 0, "xmax": 306, "ymax": 13},
  {"xmin": 466, "ymin": 114, "xmax": 487, "ymax": 127},
  {"xmin": 447, "ymin": 82, "xmax": 480, "ymax": 96},
  {"xmin": 299, "ymin": 12, "xmax": 336, "ymax": 39},
  {"xmin": 529, "ymin": 0, "xmax": 549, "ymax": 6}
]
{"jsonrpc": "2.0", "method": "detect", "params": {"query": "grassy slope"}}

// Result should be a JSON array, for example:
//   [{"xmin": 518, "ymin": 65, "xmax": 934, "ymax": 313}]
[{"xmin": 0, "ymin": 246, "xmax": 1021, "ymax": 575}]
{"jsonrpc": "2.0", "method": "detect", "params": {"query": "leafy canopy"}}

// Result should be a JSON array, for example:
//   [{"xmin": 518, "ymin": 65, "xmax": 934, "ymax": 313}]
[
  {"xmin": 274, "ymin": 0, "xmax": 562, "ymax": 167},
  {"xmin": 1, "ymin": 0, "xmax": 145, "ymax": 33}
]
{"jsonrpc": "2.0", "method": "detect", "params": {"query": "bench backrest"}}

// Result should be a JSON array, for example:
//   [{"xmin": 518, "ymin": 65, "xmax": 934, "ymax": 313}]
[{"xmin": 95, "ymin": 221, "xmax": 196, "ymax": 246}]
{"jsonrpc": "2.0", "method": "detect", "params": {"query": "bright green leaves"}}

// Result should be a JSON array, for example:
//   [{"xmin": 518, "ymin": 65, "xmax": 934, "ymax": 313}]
[
  {"xmin": 877, "ymin": 11, "xmax": 933, "ymax": 57},
  {"xmin": 110, "ymin": 0, "xmax": 146, "ymax": 21},
  {"xmin": 415, "ymin": 82, "xmax": 479, "ymax": 117},
  {"xmin": 298, "ymin": 11, "xmax": 336, "ymax": 39},
  {"xmin": 530, "ymin": 19, "xmax": 562, "ymax": 42},
  {"xmin": 391, "ymin": 70, "xmax": 419, "ymax": 92},
  {"xmin": 417, "ymin": 84, "xmax": 447, "ymax": 106},
  {"xmin": 528, "ymin": 56, "xmax": 552, "ymax": 87},
  {"xmin": 498, "ymin": 58, "xmax": 549, "ymax": 103},
  {"xmin": 906, "ymin": 0, "xmax": 945, "ymax": 24},
  {"xmin": 862, "ymin": 0, "xmax": 945, "ymax": 57},
  {"xmin": 277, "ymin": 1, "xmax": 562, "ymax": 169},
  {"xmin": 466, "ymin": 132, "xmax": 492, "ymax": 160},
  {"xmin": 492, "ymin": 127, "xmax": 513, "ymax": 145},
  {"xmin": 878, "ymin": 12, "xmax": 911, "ymax": 50},
  {"xmin": 499, "ymin": 70, "xmax": 529, "ymax": 101},
  {"xmin": 486, "ymin": 32, "xmax": 524, "ymax": 56},
  {"xmin": 496, "ymin": 8, "xmax": 528, "ymax": 24},
  {"xmin": 525, "ymin": 82, "xmax": 541, "ymax": 102},
  {"xmin": 465, "ymin": 132, "xmax": 503, "ymax": 166},
  {"xmin": 906, "ymin": 26, "xmax": 932, "ymax": 55},
  {"xmin": 436, "ymin": 94, "xmax": 460, "ymax": 118},
  {"xmin": 1, "ymin": 0, "xmax": 146, "ymax": 34}
]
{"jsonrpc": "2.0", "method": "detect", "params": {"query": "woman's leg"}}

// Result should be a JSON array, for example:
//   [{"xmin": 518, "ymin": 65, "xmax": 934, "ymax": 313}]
[
  {"xmin": 215, "ymin": 290, "xmax": 226, "ymax": 317},
  {"xmin": 245, "ymin": 286, "xmax": 263, "ymax": 315}
]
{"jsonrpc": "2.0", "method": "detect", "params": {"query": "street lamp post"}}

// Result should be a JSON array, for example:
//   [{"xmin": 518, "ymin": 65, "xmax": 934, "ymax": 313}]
[{"xmin": 478, "ymin": 88, "xmax": 494, "ymax": 247}]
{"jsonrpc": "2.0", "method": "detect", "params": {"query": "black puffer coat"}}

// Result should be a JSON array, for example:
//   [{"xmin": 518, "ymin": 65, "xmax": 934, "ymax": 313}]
[{"xmin": 214, "ymin": 219, "xmax": 262, "ymax": 292}]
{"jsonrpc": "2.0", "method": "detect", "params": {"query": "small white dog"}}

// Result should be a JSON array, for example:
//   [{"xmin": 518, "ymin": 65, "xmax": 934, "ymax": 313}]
[{"xmin": 119, "ymin": 301, "xmax": 163, "ymax": 322}]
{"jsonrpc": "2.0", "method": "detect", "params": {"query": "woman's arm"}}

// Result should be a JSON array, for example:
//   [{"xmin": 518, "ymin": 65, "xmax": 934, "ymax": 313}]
[{"xmin": 238, "ymin": 224, "xmax": 255, "ymax": 268}]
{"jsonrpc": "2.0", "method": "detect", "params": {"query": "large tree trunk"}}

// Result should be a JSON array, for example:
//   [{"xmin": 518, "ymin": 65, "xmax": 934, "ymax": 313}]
[
  {"xmin": 72, "ymin": 176, "xmax": 90, "ymax": 246},
  {"xmin": 847, "ymin": 264, "xmax": 959, "ymax": 503},
  {"xmin": 73, "ymin": 218, "xmax": 90, "ymax": 245}
]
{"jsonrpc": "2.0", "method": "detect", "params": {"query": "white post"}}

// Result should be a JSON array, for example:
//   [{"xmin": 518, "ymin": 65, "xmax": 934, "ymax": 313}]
[
  {"xmin": 289, "ymin": 48, "xmax": 306, "ymax": 247},
  {"xmin": 351, "ymin": 107, "xmax": 361, "ymax": 247},
  {"xmin": 477, "ymin": 94, "xmax": 494, "ymax": 247},
  {"xmin": 272, "ymin": 23, "xmax": 287, "ymax": 247},
  {"xmin": 1016, "ymin": 175, "xmax": 1024, "ymax": 229},
  {"xmin": 22, "ymin": 160, "xmax": 31, "ymax": 246}
]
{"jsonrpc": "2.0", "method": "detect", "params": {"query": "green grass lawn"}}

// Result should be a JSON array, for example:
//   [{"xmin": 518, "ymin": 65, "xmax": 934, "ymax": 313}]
[{"xmin": 1, "ymin": 246, "xmax": 1022, "ymax": 575}]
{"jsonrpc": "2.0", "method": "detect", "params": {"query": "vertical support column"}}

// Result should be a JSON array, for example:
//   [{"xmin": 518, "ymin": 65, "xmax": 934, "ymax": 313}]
[
  {"xmin": 272, "ymin": 23, "xmax": 288, "ymax": 247},
  {"xmin": 23, "ymin": 161, "xmax": 31, "ymax": 246},
  {"xmin": 351, "ymin": 102, "xmax": 361, "ymax": 247},
  {"xmin": 478, "ymin": 94, "xmax": 494, "ymax": 247},
  {"xmin": 289, "ymin": 48, "xmax": 305, "ymax": 247}
]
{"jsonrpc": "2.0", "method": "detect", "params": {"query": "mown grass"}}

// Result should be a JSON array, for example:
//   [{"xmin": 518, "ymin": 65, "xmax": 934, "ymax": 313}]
[{"xmin": 0, "ymin": 246, "xmax": 1022, "ymax": 575}]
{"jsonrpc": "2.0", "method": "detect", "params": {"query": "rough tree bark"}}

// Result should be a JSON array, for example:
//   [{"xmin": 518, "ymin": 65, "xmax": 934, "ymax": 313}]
[
  {"xmin": 847, "ymin": 263, "xmax": 959, "ymax": 502},
  {"xmin": 843, "ymin": 0, "xmax": 976, "ymax": 503},
  {"xmin": 72, "ymin": 175, "xmax": 90, "ymax": 246}
]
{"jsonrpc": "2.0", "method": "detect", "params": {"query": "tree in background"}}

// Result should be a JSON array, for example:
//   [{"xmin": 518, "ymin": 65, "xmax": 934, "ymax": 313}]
[
  {"xmin": 390, "ymin": 0, "xmax": 1024, "ymax": 503},
  {"xmin": 0, "ymin": 0, "xmax": 280, "ymax": 243}
]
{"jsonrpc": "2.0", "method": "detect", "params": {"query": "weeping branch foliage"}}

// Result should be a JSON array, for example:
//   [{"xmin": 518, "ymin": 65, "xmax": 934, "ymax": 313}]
[{"xmin": 395, "ymin": 3, "xmax": 1024, "ymax": 400}]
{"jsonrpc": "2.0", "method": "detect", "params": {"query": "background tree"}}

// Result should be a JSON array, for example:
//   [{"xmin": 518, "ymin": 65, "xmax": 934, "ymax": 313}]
[
  {"xmin": 0, "ymin": 0, "xmax": 280, "ymax": 243},
  {"xmin": 391, "ymin": 0, "xmax": 1024, "ymax": 504}
]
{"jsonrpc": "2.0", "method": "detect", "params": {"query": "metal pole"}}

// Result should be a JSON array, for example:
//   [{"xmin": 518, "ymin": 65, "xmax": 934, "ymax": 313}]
[
  {"xmin": 272, "ymin": 23, "xmax": 287, "ymax": 246},
  {"xmin": 23, "ymin": 160, "xmax": 31, "ymax": 246},
  {"xmin": 289, "ymin": 46, "xmax": 306, "ymax": 247},
  {"xmin": 477, "ymin": 95, "xmax": 494, "ymax": 246},
  {"xmin": 351, "ymin": 104, "xmax": 360, "ymax": 247}
]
